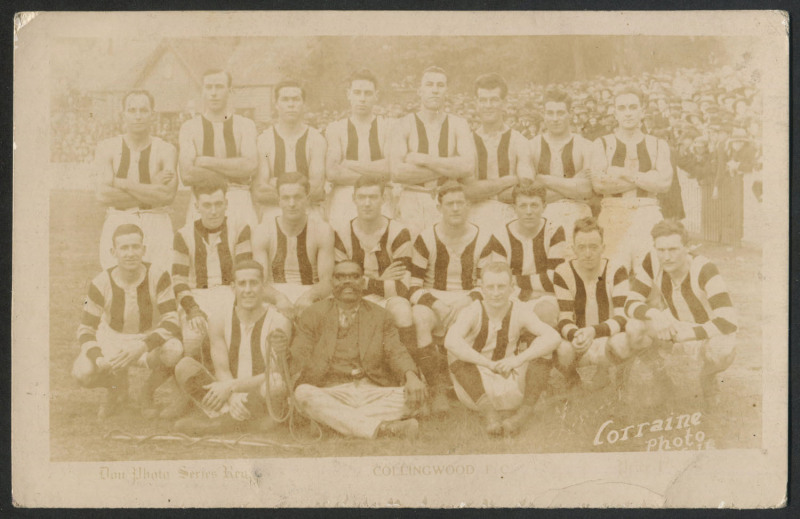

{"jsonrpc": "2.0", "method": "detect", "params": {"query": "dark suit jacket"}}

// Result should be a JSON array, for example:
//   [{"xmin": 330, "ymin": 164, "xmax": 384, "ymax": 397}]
[{"xmin": 288, "ymin": 298, "xmax": 417, "ymax": 388}]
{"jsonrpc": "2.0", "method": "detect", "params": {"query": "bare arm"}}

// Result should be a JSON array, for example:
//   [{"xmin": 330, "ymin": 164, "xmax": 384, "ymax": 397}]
[
  {"xmin": 307, "ymin": 131, "xmax": 328, "ymax": 202},
  {"xmin": 95, "ymin": 140, "xmax": 140, "ymax": 208},
  {"xmin": 194, "ymin": 119, "xmax": 258, "ymax": 181},
  {"xmin": 178, "ymin": 121, "xmax": 225, "ymax": 187},
  {"xmin": 307, "ymin": 225, "xmax": 335, "ymax": 300},
  {"xmin": 538, "ymin": 171, "xmax": 593, "ymax": 200},
  {"xmin": 631, "ymin": 139, "xmax": 672, "ymax": 194},
  {"xmin": 515, "ymin": 309, "xmax": 561, "ymax": 362},
  {"xmin": 209, "ymin": 311, "xmax": 235, "ymax": 383},
  {"xmin": 463, "ymin": 175, "xmax": 519, "ymax": 201},
  {"xmin": 444, "ymin": 303, "xmax": 496, "ymax": 369},
  {"xmin": 589, "ymin": 138, "xmax": 636, "ymax": 195},
  {"xmin": 388, "ymin": 117, "xmax": 440, "ymax": 185},
  {"xmin": 115, "ymin": 144, "xmax": 179, "ymax": 206},
  {"xmin": 413, "ymin": 118, "xmax": 476, "ymax": 180}
]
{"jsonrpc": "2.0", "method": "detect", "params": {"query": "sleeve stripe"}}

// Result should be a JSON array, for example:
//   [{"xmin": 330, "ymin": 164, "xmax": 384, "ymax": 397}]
[
  {"xmin": 613, "ymin": 266, "xmax": 628, "ymax": 285},
  {"xmin": 174, "ymin": 233, "xmax": 189, "ymax": 254},
  {"xmin": 80, "ymin": 311, "xmax": 101, "ymax": 328},
  {"xmin": 391, "ymin": 229, "xmax": 411, "ymax": 254},
  {"xmin": 156, "ymin": 271, "xmax": 172, "ymax": 294},
  {"xmin": 711, "ymin": 317, "xmax": 738, "ymax": 335},
  {"xmin": 697, "ymin": 261, "xmax": 720, "ymax": 289},
  {"xmin": 158, "ymin": 300, "xmax": 177, "ymax": 314},
  {"xmin": 612, "ymin": 295, "xmax": 627, "ymax": 308},
  {"xmin": 558, "ymin": 299, "xmax": 574, "ymax": 312},
  {"xmin": 630, "ymin": 278, "xmax": 651, "ymax": 297},
  {"xmin": 173, "ymin": 264, "xmax": 190, "ymax": 277},
  {"xmin": 410, "ymin": 265, "xmax": 427, "ymax": 279},
  {"xmin": 708, "ymin": 292, "xmax": 733, "ymax": 310},
  {"xmin": 87, "ymin": 283, "xmax": 105, "ymax": 308},
  {"xmin": 414, "ymin": 236, "xmax": 429, "ymax": 258},
  {"xmin": 418, "ymin": 293, "xmax": 437, "ymax": 308}
]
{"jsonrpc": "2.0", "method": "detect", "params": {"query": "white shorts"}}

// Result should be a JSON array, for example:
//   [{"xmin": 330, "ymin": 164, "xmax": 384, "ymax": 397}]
[
  {"xmin": 272, "ymin": 283, "xmax": 314, "ymax": 305},
  {"xmin": 93, "ymin": 324, "xmax": 181, "ymax": 368},
  {"xmin": 598, "ymin": 199, "xmax": 662, "ymax": 273},
  {"xmin": 451, "ymin": 361, "xmax": 527, "ymax": 412},
  {"xmin": 186, "ymin": 186, "xmax": 257, "ymax": 230},
  {"xmin": 468, "ymin": 199, "xmax": 516, "ymax": 233},
  {"xmin": 327, "ymin": 185, "xmax": 395, "ymax": 230},
  {"xmin": 419, "ymin": 289, "xmax": 471, "ymax": 336},
  {"xmin": 99, "ymin": 208, "xmax": 174, "ymax": 273},
  {"xmin": 543, "ymin": 199, "xmax": 592, "ymax": 258},
  {"xmin": 396, "ymin": 189, "xmax": 440, "ymax": 239},
  {"xmin": 181, "ymin": 286, "xmax": 236, "ymax": 355}
]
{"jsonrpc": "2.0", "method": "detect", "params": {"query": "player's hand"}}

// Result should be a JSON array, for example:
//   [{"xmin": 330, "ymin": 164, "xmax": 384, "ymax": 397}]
[
  {"xmin": 404, "ymin": 371, "xmax": 427, "ymax": 409},
  {"xmin": 379, "ymin": 261, "xmax": 407, "ymax": 281},
  {"xmin": 269, "ymin": 329, "xmax": 290, "ymax": 357},
  {"xmin": 649, "ymin": 311, "xmax": 676, "ymax": 342},
  {"xmin": 572, "ymin": 327, "xmax": 596, "ymax": 351},
  {"xmin": 406, "ymin": 152, "xmax": 430, "ymax": 166},
  {"xmin": 202, "ymin": 380, "xmax": 235, "ymax": 412},
  {"xmin": 670, "ymin": 322, "xmax": 696, "ymax": 343},
  {"xmin": 108, "ymin": 341, "xmax": 147, "ymax": 371},
  {"xmin": 155, "ymin": 169, "xmax": 176, "ymax": 185},
  {"xmin": 227, "ymin": 392, "xmax": 252, "ymax": 422},
  {"xmin": 187, "ymin": 307, "xmax": 209, "ymax": 335},
  {"xmin": 494, "ymin": 356, "xmax": 521, "ymax": 377}
]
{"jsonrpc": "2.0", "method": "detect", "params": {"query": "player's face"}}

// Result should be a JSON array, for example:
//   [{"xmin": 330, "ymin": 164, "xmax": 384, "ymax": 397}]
[
  {"xmin": 196, "ymin": 190, "xmax": 227, "ymax": 229},
  {"xmin": 614, "ymin": 94, "xmax": 643, "ymax": 130},
  {"xmin": 573, "ymin": 230, "xmax": 604, "ymax": 271},
  {"xmin": 353, "ymin": 185, "xmax": 383, "ymax": 221},
  {"xmin": 276, "ymin": 87, "xmax": 305, "ymax": 123},
  {"xmin": 544, "ymin": 101, "xmax": 570, "ymax": 135},
  {"xmin": 202, "ymin": 72, "xmax": 230, "ymax": 112},
  {"xmin": 481, "ymin": 270, "xmax": 513, "ymax": 309},
  {"xmin": 438, "ymin": 191, "xmax": 468, "ymax": 226},
  {"xmin": 476, "ymin": 87, "xmax": 505, "ymax": 125},
  {"xmin": 332, "ymin": 262, "xmax": 364, "ymax": 304},
  {"xmin": 111, "ymin": 232, "xmax": 146, "ymax": 272},
  {"xmin": 278, "ymin": 183, "xmax": 309, "ymax": 220},
  {"xmin": 514, "ymin": 195, "xmax": 545, "ymax": 230},
  {"xmin": 123, "ymin": 94, "xmax": 153, "ymax": 135},
  {"xmin": 654, "ymin": 234, "xmax": 690, "ymax": 275},
  {"xmin": 347, "ymin": 80, "xmax": 377, "ymax": 116},
  {"xmin": 233, "ymin": 268, "xmax": 264, "ymax": 310},
  {"xmin": 418, "ymin": 72, "xmax": 447, "ymax": 111}
]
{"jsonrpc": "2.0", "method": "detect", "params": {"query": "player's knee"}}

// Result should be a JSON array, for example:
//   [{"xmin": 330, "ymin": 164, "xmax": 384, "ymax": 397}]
[
  {"xmin": 293, "ymin": 384, "xmax": 315, "ymax": 406},
  {"xmin": 174, "ymin": 356, "xmax": 201, "ymax": 384},
  {"xmin": 158, "ymin": 338, "xmax": 184, "ymax": 368},
  {"xmin": 556, "ymin": 340, "xmax": 575, "ymax": 368},
  {"xmin": 608, "ymin": 333, "xmax": 631, "ymax": 360},
  {"xmin": 412, "ymin": 304, "xmax": 436, "ymax": 332},
  {"xmin": 182, "ymin": 326, "xmax": 205, "ymax": 358},
  {"xmin": 625, "ymin": 319, "xmax": 649, "ymax": 349},
  {"xmin": 533, "ymin": 297, "xmax": 559, "ymax": 329},
  {"xmin": 386, "ymin": 297, "xmax": 413, "ymax": 327},
  {"xmin": 71, "ymin": 354, "xmax": 96, "ymax": 387},
  {"xmin": 704, "ymin": 335, "xmax": 737, "ymax": 372}
]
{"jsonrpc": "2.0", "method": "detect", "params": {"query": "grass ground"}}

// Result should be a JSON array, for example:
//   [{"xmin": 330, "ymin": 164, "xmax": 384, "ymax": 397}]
[{"xmin": 49, "ymin": 189, "xmax": 762, "ymax": 461}]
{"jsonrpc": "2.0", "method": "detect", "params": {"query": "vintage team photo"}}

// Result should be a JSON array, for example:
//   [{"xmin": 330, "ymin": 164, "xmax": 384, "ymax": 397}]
[{"xmin": 47, "ymin": 32, "xmax": 765, "ymax": 462}]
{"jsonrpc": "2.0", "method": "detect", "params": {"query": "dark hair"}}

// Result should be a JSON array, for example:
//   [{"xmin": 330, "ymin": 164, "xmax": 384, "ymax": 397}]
[
  {"xmin": 233, "ymin": 259, "xmax": 264, "ymax": 279},
  {"xmin": 112, "ymin": 224, "xmax": 143, "ymax": 247},
  {"xmin": 192, "ymin": 177, "xmax": 228, "ymax": 198},
  {"xmin": 573, "ymin": 216, "xmax": 604, "ymax": 241},
  {"xmin": 202, "ymin": 69, "xmax": 232, "ymax": 87},
  {"xmin": 349, "ymin": 69, "xmax": 378, "ymax": 90},
  {"xmin": 353, "ymin": 175, "xmax": 385, "ymax": 194},
  {"xmin": 511, "ymin": 179, "xmax": 547, "ymax": 205},
  {"xmin": 436, "ymin": 180, "xmax": 465, "ymax": 204},
  {"xmin": 276, "ymin": 172, "xmax": 310, "ymax": 195},
  {"xmin": 122, "ymin": 90, "xmax": 155, "ymax": 111},
  {"xmin": 334, "ymin": 259, "xmax": 364, "ymax": 275},
  {"xmin": 543, "ymin": 87, "xmax": 572, "ymax": 112},
  {"xmin": 614, "ymin": 85, "xmax": 646, "ymax": 106},
  {"xmin": 474, "ymin": 73, "xmax": 508, "ymax": 99},
  {"xmin": 274, "ymin": 79, "xmax": 306, "ymax": 102},
  {"xmin": 421, "ymin": 66, "xmax": 447, "ymax": 84},
  {"xmin": 651, "ymin": 219, "xmax": 689, "ymax": 245}
]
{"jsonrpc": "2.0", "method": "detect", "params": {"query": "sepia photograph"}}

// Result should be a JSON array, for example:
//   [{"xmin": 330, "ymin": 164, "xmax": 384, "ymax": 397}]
[{"xmin": 12, "ymin": 10, "xmax": 788, "ymax": 508}]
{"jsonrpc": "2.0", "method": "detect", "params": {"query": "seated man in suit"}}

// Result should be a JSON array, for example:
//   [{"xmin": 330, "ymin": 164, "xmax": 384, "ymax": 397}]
[{"xmin": 282, "ymin": 260, "xmax": 427, "ymax": 439}]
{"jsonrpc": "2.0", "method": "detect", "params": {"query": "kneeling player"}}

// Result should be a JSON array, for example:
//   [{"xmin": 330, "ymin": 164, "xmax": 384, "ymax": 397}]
[
  {"xmin": 72, "ymin": 224, "xmax": 183, "ymax": 418},
  {"xmin": 445, "ymin": 262, "xmax": 561, "ymax": 436},
  {"xmin": 625, "ymin": 220, "xmax": 737, "ymax": 406},
  {"xmin": 553, "ymin": 217, "xmax": 630, "ymax": 389},
  {"xmin": 252, "ymin": 172, "xmax": 335, "ymax": 317},
  {"xmin": 173, "ymin": 260, "xmax": 293, "ymax": 435},
  {"xmin": 409, "ymin": 182, "xmax": 503, "ymax": 414},
  {"xmin": 333, "ymin": 176, "xmax": 418, "ymax": 356}
]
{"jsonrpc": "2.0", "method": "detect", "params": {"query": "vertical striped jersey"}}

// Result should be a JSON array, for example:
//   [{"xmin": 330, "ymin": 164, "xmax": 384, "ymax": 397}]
[
  {"xmin": 531, "ymin": 133, "xmax": 588, "ymax": 179},
  {"xmin": 181, "ymin": 114, "xmax": 256, "ymax": 187},
  {"xmin": 456, "ymin": 300, "xmax": 526, "ymax": 361},
  {"xmin": 109, "ymin": 136, "xmax": 171, "ymax": 209},
  {"xmin": 222, "ymin": 303, "xmax": 292, "ymax": 378},
  {"xmin": 172, "ymin": 217, "xmax": 253, "ymax": 313},
  {"xmin": 263, "ymin": 217, "xmax": 319, "ymax": 285},
  {"xmin": 625, "ymin": 252, "xmax": 738, "ymax": 340},
  {"xmin": 492, "ymin": 218, "xmax": 566, "ymax": 296},
  {"xmin": 77, "ymin": 264, "xmax": 181, "ymax": 351},
  {"xmin": 260, "ymin": 125, "xmax": 323, "ymax": 178},
  {"xmin": 596, "ymin": 134, "xmax": 666, "ymax": 199},
  {"xmin": 327, "ymin": 116, "xmax": 386, "ymax": 163},
  {"xmin": 334, "ymin": 218, "xmax": 413, "ymax": 299},
  {"xmin": 407, "ymin": 112, "xmax": 456, "ymax": 189},
  {"xmin": 553, "ymin": 259, "xmax": 628, "ymax": 341},
  {"xmin": 409, "ymin": 223, "xmax": 505, "ymax": 308},
  {"xmin": 473, "ymin": 126, "xmax": 524, "ymax": 181}
]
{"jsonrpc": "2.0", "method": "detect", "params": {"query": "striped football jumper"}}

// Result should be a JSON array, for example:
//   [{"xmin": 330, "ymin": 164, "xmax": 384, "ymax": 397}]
[
  {"xmin": 264, "ymin": 217, "xmax": 318, "ymax": 285},
  {"xmin": 223, "ymin": 305, "xmax": 290, "ymax": 379},
  {"xmin": 553, "ymin": 259, "xmax": 628, "ymax": 341},
  {"xmin": 77, "ymin": 264, "xmax": 181, "ymax": 351},
  {"xmin": 492, "ymin": 219, "xmax": 566, "ymax": 295},
  {"xmin": 625, "ymin": 252, "xmax": 738, "ymax": 340},
  {"xmin": 172, "ymin": 218, "xmax": 253, "ymax": 313},
  {"xmin": 408, "ymin": 224, "xmax": 505, "ymax": 308},
  {"xmin": 334, "ymin": 219, "xmax": 412, "ymax": 299}
]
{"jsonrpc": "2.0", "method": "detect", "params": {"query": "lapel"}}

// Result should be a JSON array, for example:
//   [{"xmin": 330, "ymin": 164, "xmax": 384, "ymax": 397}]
[{"xmin": 357, "ymin": 302, "xmax": 374, "ymax": 360}]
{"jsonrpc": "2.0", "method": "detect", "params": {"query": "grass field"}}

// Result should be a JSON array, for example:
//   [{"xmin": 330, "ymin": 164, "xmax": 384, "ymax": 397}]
[{"xmin": 49, "ymin": 189, "xmax": 762, "ymax": 461}]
